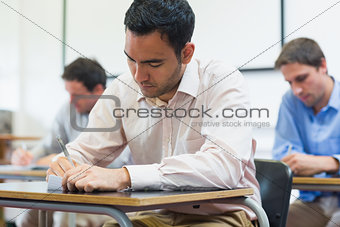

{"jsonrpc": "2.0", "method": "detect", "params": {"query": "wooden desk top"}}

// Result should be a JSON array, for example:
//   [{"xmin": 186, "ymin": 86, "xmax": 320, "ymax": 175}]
[
  {"xmin": 0, "ymin": 134, "xmax": 41, "ymax": 141},
  {"xmin": 0, "ymin": 170, "xmax": 46, "ymax": 177},
  {"xmin": 293, "ymin": 177, "xmax": 340, "ymax": 185},
  {"xmin": 0, "ymin": 168, "xmax": 46, "ymax": 181},
  {"xmin": 0, "ymin": 182, "xmax": 253, "ymax": 207},
  {"xmin": 293, "ymin": 177, "xmax": 340, "ymax": 191}
]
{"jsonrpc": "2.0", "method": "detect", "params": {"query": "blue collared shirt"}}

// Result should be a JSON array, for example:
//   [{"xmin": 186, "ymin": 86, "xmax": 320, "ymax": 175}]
[{"xmin": 273, "ymin": 77, "xmax": 340, "ymax": 202}]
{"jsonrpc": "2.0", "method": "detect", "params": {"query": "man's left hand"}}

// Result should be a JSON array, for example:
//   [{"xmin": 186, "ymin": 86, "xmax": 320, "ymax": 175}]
[{"xmin": 61, "ymin": 164, "xmax": 131, "ymax": 192}]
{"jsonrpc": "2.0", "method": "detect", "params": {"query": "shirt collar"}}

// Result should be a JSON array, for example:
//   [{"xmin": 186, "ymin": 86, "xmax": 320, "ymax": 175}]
[
  {"xmin": 306, "ymin": 76, "xmax": 340, "ymax": 116},
  {"xmin": 176, "ymin": 60, "xmax": 200, "ymax": 98},
  {"xmin": 327, "ymin": 76, "xmax": 340, "ymax": 111},
  {"xmin": 136, "ymin": 60, "xmax": 200, "ymax": 105},
  {"xmin": 136, "ymin": 88, "xmax": 144, "ymax": 102}
]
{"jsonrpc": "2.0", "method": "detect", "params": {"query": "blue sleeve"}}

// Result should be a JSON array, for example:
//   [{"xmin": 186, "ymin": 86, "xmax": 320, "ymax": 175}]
[
  {"xmin": 272, "ymin": 93, "xmax": 306, "ymax": 160},
  {"xmin": 330, "ymin": 155, "xmax": 340, "ymax": 176}
]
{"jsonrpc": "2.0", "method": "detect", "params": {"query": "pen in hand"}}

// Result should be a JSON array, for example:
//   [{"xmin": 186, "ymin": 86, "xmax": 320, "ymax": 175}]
[
  {"xmin": 56, "ymin": 135, "xmax": 75, "ymax": 167},
  {"xmin": 21, "ymin": 143, "xmax": 27, "ymax": 151},
  {"xmin": 287, "ymin": 144, "xmax": 293, "ymax": 155}
]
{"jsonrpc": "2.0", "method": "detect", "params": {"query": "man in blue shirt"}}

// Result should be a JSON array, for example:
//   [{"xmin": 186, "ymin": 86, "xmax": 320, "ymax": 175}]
[{"xmin": 273, "ymin": 38, "xmax": 340, "ymax": 227}]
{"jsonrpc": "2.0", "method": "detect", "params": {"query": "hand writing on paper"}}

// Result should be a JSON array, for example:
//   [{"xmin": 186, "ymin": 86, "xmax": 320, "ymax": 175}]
[
  {"xmin": 61, "ymin": 164, "xmax": 131, "ymax": 192},
  {"xmin": 46, "ymin": 156, "xmax": 78, "ymax": 180},
  {"xmin": 11, "ymin": 148, "xmax": 33, "ymax": 166},
  {"xmin": 282, "ymin": 153, "xmax": 339, "ymax": 176}
]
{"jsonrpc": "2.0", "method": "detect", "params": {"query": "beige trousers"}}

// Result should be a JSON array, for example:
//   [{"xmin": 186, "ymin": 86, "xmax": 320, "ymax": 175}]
[
  {"xmin": 287, "ymin": 196, "xmax": 340, "ymax": 227},
  {"xmin": 103, "ymin": 210, "xmax": 257, "ymax": 227}
]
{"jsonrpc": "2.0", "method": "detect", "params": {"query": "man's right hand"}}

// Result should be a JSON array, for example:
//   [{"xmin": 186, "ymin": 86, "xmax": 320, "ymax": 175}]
[
  {"xmin": 282, "ymin": 153, "xmax": 340, "ymax": 176},
  {"xmin": 11, "ymin": 148, "xmax": 33, "ymax": 166},
  {"xmin": 46, "ymin": 156, "xmax": 78, "ymax": 181}
]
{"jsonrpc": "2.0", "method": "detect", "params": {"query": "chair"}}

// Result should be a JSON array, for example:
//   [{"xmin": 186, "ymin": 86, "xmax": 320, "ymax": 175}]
[
  {"xmin": 255, "ymin": 158, "xmax": 293, "ymax": 227},
  {"xmin": 0, "ymin": 110, "xmax": 12, "ymax": 134}
]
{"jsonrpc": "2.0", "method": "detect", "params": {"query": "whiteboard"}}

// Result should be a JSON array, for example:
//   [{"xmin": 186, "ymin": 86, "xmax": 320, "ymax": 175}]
[
  {"xmin": 190, "ymin": 0, "xmax": 282, "ymax": 69},
  {"xmin": 65, "ymin": 0, "xmax": 282, "ymax": 73}
]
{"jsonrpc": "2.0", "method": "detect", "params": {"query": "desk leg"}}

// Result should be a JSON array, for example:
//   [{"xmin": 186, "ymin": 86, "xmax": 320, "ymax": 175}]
[
  {"xmin": 38, "ymin": 210, "xmax": 48, "ymax": 227},
  {"xmin": 0, "ymin": 199, "xmax": 133, "ymax": 227},
  {"xmin": 231, "ymin": 197, "xmax": 270, "ymax": 227},
  {"xmin": 0, "ymin": 140, "xmax": 6, "ymax": 227},
  {"xmin": 68, "ymin": 213, "xmax": 76, "ymax": 227}
]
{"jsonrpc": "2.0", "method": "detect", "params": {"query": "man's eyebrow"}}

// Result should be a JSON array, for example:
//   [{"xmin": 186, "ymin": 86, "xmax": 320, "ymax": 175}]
[
  {"xmin": 124, "ymin": 51, "xmax": 135, "ymax": 62},
  {"xmin": 124, "ymin": 50, "xmax": 165, "ymax": 64},
  {"xmin": 285, "ymin": 73, "xmax": 308, "ymax": 83},
  {"xmin": 295, "ymin": 73, "xmax": 308, "ymax": 79}
]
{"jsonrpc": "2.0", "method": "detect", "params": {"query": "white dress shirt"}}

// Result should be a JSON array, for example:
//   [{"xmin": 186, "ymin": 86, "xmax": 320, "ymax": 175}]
[
  {"xmin": 34, "ymin": 102, "xmax": 131, "ymax": 168},
  {"xmin": 65, "ymin": 59, "xmax": 261, "ymax": 219}
]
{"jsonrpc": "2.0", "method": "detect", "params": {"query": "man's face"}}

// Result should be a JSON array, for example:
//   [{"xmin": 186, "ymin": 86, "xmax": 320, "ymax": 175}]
[
  {"xmin": 124, "ymin": 29, "xmax": 184, "ymax": 102},
  {"xmin": 281, "ymin": 62, "xmax": 328, "ymax": 109},
  {"xmin": 65, "ymin": 80, "xmax": 98, "ymax": 113}
]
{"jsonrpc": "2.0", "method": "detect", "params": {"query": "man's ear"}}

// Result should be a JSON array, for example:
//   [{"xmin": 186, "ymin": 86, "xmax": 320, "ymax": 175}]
[
  {"xmin": 92, "ymin": 84, "xmax": 105, "ymax": 95},
  {"xmin": 181, "ymin": 42, "xmax": 195, "ymax": 64},
  {"xmin": 319, "ymin": 58, "xmax": 328, "ymax": 74}
]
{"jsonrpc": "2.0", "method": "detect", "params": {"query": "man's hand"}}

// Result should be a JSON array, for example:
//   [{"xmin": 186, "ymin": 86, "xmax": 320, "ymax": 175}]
[
  {"xmin": 46, "ymin": 156, "xmax": 78, "ymax": 180},
  {"xmin": 11, "ymin": 148, "xmax": 33, "ymax": 166},
  {"xmin": 62, "ymin": 165, "xmax": 131, "ymax": 192},
  {"xmin": 282, "ymin": 153, "xmax": 339, "ymax": 176}
]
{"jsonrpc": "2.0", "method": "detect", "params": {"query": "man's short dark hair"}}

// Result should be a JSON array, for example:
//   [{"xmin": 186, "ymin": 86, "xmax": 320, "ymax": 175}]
[
  {"xmin": 124, "ymin": 0, "xmax": 195, "ymax": 60},
  {"xmin": 275, "ymin": 38, "xmax": 325, "ymax": 69},
  {"xmin": 62, "ymin": 58, "xmax": 106, "ymax": 91}
]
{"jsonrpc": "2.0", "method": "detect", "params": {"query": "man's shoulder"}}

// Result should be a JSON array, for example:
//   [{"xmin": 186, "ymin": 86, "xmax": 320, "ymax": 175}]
[
  {"xmin": 282, "ymin": 89, "xmax": 295, "ymax": 102},
  {"xmin": 334, "ymin": 78, "xmax": 340, "ymax": 93},
  {"xmin": 54, "ymin": 101, "xmax": 85, "ymax": 124},
  {"xmin": 105, "ymin": 72, "xmax": 138, "ymax": 95},
  {"xmin": 195, "ymin": 58, "xmax": 240, "ymax": 78},
  {"xmin": 104, "ymin": 72, "xmax": 140, "ymax": 107},
  {"xmin": 194, "ymin": 58, "xmax": 244, "ymax": 89},
  {"xmin": 55, "ymin": 102, "xmax": 71, "ymax": 118}
]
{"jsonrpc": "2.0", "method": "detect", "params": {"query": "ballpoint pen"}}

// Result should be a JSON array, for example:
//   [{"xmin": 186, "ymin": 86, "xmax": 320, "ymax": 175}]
[
  {"xmin": 21, "ymin": 143, "xmax": 27, "ymax": 150},
  {"xmin": 56, "ymin": 135, "xmax": 75, "ymax": 167},
  {"xmin": 287, "ymin": 144, "xmax": 293, "ymax": 155}
]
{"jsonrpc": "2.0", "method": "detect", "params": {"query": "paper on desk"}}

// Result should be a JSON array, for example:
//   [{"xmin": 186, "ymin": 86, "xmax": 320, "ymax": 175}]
[{"xmin": 47, "ymin": 175, "xmax": 63, "ymax": 191}]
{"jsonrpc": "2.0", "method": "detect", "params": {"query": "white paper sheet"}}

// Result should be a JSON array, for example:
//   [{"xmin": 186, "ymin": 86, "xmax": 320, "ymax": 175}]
[{"xmin": 47, "ymin": 175, "xmax": 63, "ymax": 191}]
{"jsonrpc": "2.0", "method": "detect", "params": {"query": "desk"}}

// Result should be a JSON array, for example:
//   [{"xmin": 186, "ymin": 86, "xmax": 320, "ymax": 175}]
[
  {"xmin": 0, "ymin": 170, "xmax": 46, "ymax": 181},
  {"xmin": 0, "ymin": 169, "xmax": 46, "ymax": 225},
  {"xmin": 0, "ymin": 181, "xmax": 269, "ymax": 227},
  {"xmin": 293, "ymin": 177, "xmax": 340, "ymax": 191},
  {"xmin": 0, "ymin": 134, "xmax": 40, "ymax": 164}
]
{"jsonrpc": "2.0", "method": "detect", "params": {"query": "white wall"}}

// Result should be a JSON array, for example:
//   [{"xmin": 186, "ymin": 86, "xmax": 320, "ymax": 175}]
[
  {"xmin": 1, "ymin": 0, "xmax": 340, "ymax": 156},
  {"xmin": 0, "ymin": 0, "xmax": 20, "ymax": 111},
  {"xmin": 190, "ymin": 0, "xmax": 281, "ymax": 69},
  {"xmin": 244, "ymin": 70, "xmax": 289, "ymax": 158},
  {"xmin": 65, "ymin": 0, "xmax": 132, "ymax": 74},
  {"xmin": 285, "ymin": 0, "xmax": 340, "ymax": 79},
  {"xmin": 1, "ymin": 0, "xmax": 65, "ymax": 137}
]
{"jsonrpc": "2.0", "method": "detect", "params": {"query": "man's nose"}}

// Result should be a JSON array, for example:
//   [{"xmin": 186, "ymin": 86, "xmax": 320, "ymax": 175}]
[
  {"xmin": 134, "ymin": 65, "xmax": 149, "ymax": 83},
  {"xmin": 291, "ymin": 83, "xmax": 303, "ymax": 96}
]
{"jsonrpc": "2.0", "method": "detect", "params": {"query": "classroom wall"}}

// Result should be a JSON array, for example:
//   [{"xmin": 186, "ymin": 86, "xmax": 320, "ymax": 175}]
[
  {"xmin": 1, "ymin": 0, "xmax": 340, "ymax": 157},
  {"xmin": 0, "ymin": 0, "xmax": 65, "ymax": 137}
]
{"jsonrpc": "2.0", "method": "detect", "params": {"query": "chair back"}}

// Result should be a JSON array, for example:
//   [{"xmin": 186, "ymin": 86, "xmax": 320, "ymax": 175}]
[
  {"xmin": 0, "ymin": 110, "xmax": 12, "ymax": 133},
  {"xmin": 255, "ymin": 159, "xmax": 293, "ymax": 227}
]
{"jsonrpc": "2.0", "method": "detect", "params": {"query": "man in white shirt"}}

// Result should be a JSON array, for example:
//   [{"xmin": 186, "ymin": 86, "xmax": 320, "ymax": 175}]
[{"xmin": 48, "ymin": 0, "xmax": 260, "ymax": 226}]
